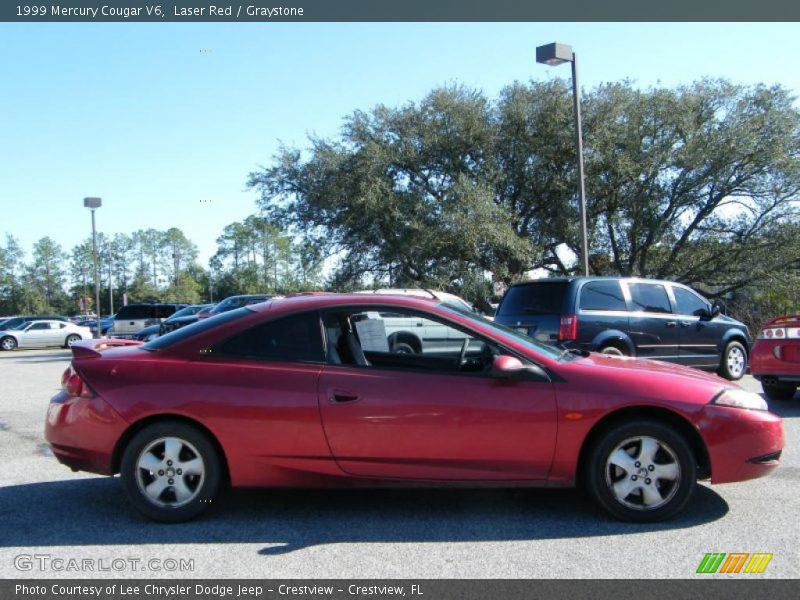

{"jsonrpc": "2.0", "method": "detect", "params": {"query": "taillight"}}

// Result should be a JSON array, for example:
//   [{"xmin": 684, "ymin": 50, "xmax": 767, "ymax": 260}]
[
  {"xmin": 61, "ymin": 366, "xmax": 95, "ymax": 398},
  {"xmin": 559, "ymin": 315, "xmax": 578, "ymax": 341}
]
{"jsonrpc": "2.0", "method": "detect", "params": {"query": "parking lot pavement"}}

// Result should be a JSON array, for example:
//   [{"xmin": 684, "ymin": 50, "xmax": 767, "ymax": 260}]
[{"xmin": 0, "ymin": 349, "xmax": 798, "ymax": 579}]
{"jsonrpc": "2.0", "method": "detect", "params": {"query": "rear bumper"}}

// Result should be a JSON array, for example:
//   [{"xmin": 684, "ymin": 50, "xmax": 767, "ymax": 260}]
[
  {"xmin": 751, "ymin": 340, "xmax": 800, "ymax": 380},
  {"xmin": 700, "ymin": 405, "xmax": 784, "ymax": 484},
  {"xmin": 44, "ymin": 391, "xmax": 129, "ymax": 475}
]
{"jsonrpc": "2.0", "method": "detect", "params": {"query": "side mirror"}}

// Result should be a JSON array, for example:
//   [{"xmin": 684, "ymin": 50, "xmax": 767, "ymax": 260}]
[
  {"xmin": 711, "ymin": 303, "xmax": 721, "ymax": 318},
  {"xmin": 491, "ymin": 355, "xmax": 549, "ymax": 381}
]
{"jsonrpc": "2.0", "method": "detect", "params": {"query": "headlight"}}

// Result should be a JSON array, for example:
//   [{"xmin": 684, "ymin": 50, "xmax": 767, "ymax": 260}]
[{"xmin": 711, "ymin": 389, "xmax": 768, "ymax": 411}]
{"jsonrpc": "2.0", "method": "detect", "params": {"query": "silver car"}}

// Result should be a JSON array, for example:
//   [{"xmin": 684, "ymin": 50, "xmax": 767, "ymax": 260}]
[{"xmin": 0, "ymin": 320, "xmax": 92, "ymax": 350}]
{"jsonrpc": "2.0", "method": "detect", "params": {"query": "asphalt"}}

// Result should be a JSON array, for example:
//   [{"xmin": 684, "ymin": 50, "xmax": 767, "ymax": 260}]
[{"xmin": 0, "ymin": 348, "xmax": 797, "ymax": 579}]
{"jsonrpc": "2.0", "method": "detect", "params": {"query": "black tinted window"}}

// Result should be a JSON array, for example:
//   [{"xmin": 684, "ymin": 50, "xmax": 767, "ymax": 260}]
[
  {"xmin": 218, "ymin": 312, "xmax": 323, "ymax": 362},
  {"xmin": 629, "ymin": 283, "xmax": 672, "ymax": 314},
  {"xmin": 116, "ymin": 305, "xmax": 154, "ymax": 319},
  {"xmin": 497, "ymin": 282, "xmax": 567, "ymax": 316},
  {"xmin": 579, "ymin": 281, "xmax": 627, "ymax": 311},
  {"xmin": 673, "ymin": 287, "xmax": 708, "ymax": 316},
  {"xmin": 155, "ymin": 305, "xmax": 181, "ymax": 319}
]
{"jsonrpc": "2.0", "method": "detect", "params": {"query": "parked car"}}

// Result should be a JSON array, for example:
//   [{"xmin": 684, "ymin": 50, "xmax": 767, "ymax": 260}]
[
  {"xmin": 0, "ymin": 319, "xmax": 91, "ymax": 350},
  {"xmin": 494, "ymin": 277, "xmax": 750, "ymax": 380},
  {"xmin": 0, "ymin": 315, "xmax": 69, "ymax": 331},
  {"xmin": 197, "ymin": 295, "xmax": 272, "ymax": 320},
  {"xmin": 158, "ymin": 304, "xmax": 214, "ymax": 336},
  {"xmin": 110, "ymin": 303, "xmax": 187, "ymax": 339},
  {"xmin": 751, "ymin": 314, "xmax": 800, "ymax": 401},
  {"xmin": 46, "ymin": 294, "xmax": 782, "ymax": 524},
  {"xmin": 132, "ymin": 324, "xmax": 162, "ymax": 342},
  {"xmin": 88, "ymin": 316, "xmax": 115, "ymax": 336}
]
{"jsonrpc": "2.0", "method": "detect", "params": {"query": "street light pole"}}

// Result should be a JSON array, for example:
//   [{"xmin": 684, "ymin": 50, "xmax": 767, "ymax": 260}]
[
  {"xmin": 107, "ymin": 240, "xmax": 114, "ymax": 319},
  {"xmin": 84, "ymin": 197, "xmax": 102, "ymax": 339},
  {"xmin": 536, "ymin": 42, "xmax": 590, "ymax": 276}
]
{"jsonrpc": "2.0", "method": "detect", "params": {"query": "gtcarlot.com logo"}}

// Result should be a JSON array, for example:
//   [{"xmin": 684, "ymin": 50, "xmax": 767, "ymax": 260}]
[
  {"xmin": 696, "ymin": 553, "xmax": 773, "ymax": 574},
  {"xmin": 14, "ymin": 554, "xmax": 194, "ymax": 573}
]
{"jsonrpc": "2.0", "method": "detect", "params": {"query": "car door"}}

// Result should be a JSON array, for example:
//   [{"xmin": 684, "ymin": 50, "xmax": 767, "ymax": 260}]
[
  {"xmin": 317, "ymin": 307, "xmax": 558, "ymax": 481},
  {"xmin": 624, "ymin": 282, "xmax": 680, "ymax": 362},
  {"xmin": 670, "ymin": 285, "xmax": 720, "ymax": 368},
  {"xmin": 20, "ymin": 322, "xmax": 52, "ymax": 348}
]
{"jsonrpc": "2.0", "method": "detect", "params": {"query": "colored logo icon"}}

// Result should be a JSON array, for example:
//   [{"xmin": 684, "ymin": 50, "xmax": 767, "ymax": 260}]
[{"xmin": 696, "ymin": 553, "xmax": 773, "ymax": 574}]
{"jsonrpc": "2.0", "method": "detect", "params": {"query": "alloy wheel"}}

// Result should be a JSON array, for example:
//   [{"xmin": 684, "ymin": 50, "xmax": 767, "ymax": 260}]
[
  {"xmin": 604, "ymin": 436, "xmax": 681, "ymax": 511},
  {"xmin": 135, "ymin": 437, "xmax": 205, "ymax": 508}
]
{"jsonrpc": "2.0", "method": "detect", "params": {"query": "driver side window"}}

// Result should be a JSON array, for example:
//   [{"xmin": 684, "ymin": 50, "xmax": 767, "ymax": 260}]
[{"xmin": 323, "ymin": 308, "xmax": 497, "ymax": 375}]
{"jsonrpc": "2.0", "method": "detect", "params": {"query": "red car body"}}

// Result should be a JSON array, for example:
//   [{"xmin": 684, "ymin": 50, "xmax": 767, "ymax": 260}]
[
  {"xmin": 751, "ymin": 314, "xmax": 800, "ymax": 400},
  {"xmin": 45, "ymin": 294, "xmax": 783, "ymax": 521}
]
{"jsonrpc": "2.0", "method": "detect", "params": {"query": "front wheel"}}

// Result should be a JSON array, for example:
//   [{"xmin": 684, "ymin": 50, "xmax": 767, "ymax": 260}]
[
  {"xmin": 585, "ymin": 420, "xmax": 696, "ymax": 522},
  {"xmin": 120, "ymin": 421, "xmax": 222, "ymax": 522},
  {"xmin": 0, "ymin": 336, "xmax": 17, "ymax": 351},
  {"xmin": 719, "ymin": 341, "xmax": 747, "ymax": 380}
]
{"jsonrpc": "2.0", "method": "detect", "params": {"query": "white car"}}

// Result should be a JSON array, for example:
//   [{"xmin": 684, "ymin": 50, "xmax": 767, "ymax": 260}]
[
  {"xmin": 354, "ymin": 289, "xmax": 484, "ymax": 354},
  {"xmin": 0, "ymin": 320, "xmax": 92, "ymax": 350}
]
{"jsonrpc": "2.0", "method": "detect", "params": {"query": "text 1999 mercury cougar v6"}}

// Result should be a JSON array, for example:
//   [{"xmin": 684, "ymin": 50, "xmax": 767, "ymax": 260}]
[{"xmin": 45, "ymin": 294, "xmax": 783, "ymax": 522}]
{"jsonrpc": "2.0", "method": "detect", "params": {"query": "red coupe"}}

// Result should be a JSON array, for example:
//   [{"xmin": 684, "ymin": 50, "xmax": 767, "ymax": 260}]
[
  {"xmin": 45, "ymin": 294, "xmax": 783, "ymax": 523},
  {"xmin": 751, "ymin": 314, "xmax": 800, "ymax": 401}
]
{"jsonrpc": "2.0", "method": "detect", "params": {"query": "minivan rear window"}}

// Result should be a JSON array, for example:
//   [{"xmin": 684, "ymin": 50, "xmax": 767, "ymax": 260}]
[
  {"xmin": 115, "ymin": 305, "xmax": 154, "ymax": 319},
  {"xmin": 497, "ymin": 282, "xmax": 567, "ymax": 316},
  {"xmin": 579, "ymin": 280, "xmax": 627, "ymax": 311}
]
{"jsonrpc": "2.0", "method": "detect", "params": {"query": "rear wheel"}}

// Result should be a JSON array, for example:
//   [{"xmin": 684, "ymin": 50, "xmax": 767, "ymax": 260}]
[
  {"xmin": 585, "ymin": 420, "xmax": 696, "ymax": 522},
  {"xmin": 0, "ymin": 336, "xmax": 17, "ymax": 351},
  {"xmin": 719, "ymin": 341, "xmax": 747, "ymax": 380},
  {"xmin": 762, "ymin": 381, "xmax": 797, "ymax": 401},
  {"xmin": 599, "ymin": 344, "xmax": 626, "ymax": 357},
  {"xmin": 120, "ymin": 421, "xmax": 222, "ymax": 522},
  {"xmin": 64, "ymin": 334, "xmax": 81, "ymax": 348}
]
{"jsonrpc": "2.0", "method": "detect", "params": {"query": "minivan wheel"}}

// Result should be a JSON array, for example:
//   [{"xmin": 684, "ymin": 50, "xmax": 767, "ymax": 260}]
[
  {"xmin": 586, "ymin": 420, "xmax": 696, "ymax": 522},
  {"xmin": 599, "ymin": 345, "xmax": 626, "ymax": 357},
  {"xmin": 120, "ymin": 421, "xmax": 221, "ymax": 523},
  {"xmin": 719, "ymin": 341, "xmax": 747, "ymax": 381}
]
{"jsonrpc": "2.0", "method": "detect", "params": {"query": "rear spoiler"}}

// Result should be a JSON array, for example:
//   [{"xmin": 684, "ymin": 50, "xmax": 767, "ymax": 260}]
[
  {"xmin": 70, "ymin": 338, "xmax": 144, "ymax": 359},
  {"xmin": 764, "ymin": 314, "xmax": 800, "ymax": 328}
]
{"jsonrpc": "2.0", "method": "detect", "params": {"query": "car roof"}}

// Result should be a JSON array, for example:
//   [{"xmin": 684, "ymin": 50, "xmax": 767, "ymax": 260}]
[
  {"xmin": 509, "ymin": 276, "xmax": 691, "ymax": 288},
  {"xmin": 248, "ymin": 293, "xmax": 441, "ymax": 314}
]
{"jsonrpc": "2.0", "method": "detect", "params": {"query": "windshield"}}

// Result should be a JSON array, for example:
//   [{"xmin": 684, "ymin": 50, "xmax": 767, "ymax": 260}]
[
  {"xmin": 439, "ymin": 303, "xmax": 564, "ymax": 360},
  {"xmin": 169, "ymin": 305, "xmax": 204, "ymax": 319}
]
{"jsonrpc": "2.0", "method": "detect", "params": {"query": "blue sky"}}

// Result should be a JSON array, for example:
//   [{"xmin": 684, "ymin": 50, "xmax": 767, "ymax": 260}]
[{"xmin": 1, "ymin": 22, "xmax": 799, "ymax": 266}]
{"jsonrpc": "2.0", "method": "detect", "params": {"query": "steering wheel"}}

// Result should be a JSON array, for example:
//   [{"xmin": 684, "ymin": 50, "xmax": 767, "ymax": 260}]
[{"xmin": 458, "ymin": 338, "xmax": 469, "ymax": 367}]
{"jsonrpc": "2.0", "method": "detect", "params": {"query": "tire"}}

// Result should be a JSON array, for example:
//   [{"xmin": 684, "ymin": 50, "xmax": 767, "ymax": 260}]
[
  {"xmin": 599, "ymin": 344, "xmax": 626, "ymax": 357},
  {"xmin": 391, "ymin": 341, "xmax": 416, "ymax": 354},
  {"xmin": 762, "ymin": 381, "xmax": 797, "ymax": 401},
  {"xmin": 120, "ymin": 421, "xmax": 222, "ymax": 523},
  {"xmin": 718, "ymin": 341, "xmax": 747, "ymax": 381},
  {"xmin": 585, "ymin": 420, "xmax": 696, "ymax": 522},
  {"xmin": 0, "ymin": 336, "xmax": 17, "ymax": 351},
  {"xmin": 64, "ymin": 334, "xmax": 81, "ymax": 348}
]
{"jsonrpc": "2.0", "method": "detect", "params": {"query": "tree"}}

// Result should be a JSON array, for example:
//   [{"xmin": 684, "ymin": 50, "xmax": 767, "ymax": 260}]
[
  {"xmin": 0, "ymin": 235, "xmax": 25, "ymax": 314},
  {"xmin": 29, "ymin": 237, "xmax": 69, "ymax": 311},
  {"xmin": 248, "ymin": 79, "xmax": 800, "ymax": 303}
]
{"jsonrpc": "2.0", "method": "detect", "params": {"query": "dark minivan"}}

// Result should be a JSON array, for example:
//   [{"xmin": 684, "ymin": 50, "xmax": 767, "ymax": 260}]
[{"xmin": 494, "ymin": 277, "xmax": 750, "ymax": 380}]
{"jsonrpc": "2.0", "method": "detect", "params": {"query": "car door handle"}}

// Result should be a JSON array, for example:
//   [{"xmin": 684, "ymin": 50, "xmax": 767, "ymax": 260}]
[
  {"xmin": 680, "ymin": 321, "xmax": 692, "ymax": 328},
  {"xmin": 416, "ymin": 322, "xmax": 423, "ymax": 327},
  {"xmin": 330, "ymin": 392, "xmax": 360, "ymax": 404},
  {"xmin": 665, "ymin": 321, "xmax": 677, "ymax": 328}
]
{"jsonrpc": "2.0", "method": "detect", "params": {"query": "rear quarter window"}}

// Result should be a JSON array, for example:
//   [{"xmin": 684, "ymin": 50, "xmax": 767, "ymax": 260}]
[
  {"xmin": 497, "ymin": 282, "xmax": 568, "ymax": 316},
  {"xmin": 579, "ymin": 280, "xmax": 627, "ymax": 311},
  {"xmin": 216, "ymin": 312, "xmax": 323, "ymax": 362}
]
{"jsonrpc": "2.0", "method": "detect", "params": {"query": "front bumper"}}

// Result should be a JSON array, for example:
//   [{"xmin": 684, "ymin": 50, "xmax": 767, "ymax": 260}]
[
  {"xmin": 700, "ymin": 405, "xmax": 784, "ymax": 484},
  {"xmin": 44, "ymin": 391, "xmax": 130, "ymax": 475}
]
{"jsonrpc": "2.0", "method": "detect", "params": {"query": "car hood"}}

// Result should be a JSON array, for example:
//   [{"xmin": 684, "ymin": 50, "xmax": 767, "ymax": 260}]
[{"xmin": 574, "ymin": 352, "xmax": 735, "ymax": 387}]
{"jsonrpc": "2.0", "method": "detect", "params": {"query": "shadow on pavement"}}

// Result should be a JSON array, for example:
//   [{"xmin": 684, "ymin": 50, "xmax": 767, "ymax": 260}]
[{"xmin": 0, "ymin": 477, "xmax": 728, "ymax": 553}]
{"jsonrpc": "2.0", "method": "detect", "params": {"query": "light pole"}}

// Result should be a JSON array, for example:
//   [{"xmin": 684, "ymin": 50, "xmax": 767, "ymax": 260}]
[
  {"xmin": 83, "ymin": 197, "xmax": 102, "ymax": 338},
  {"xmin": 536, "ymin": 42, "xmax": 590, "ymax": 276},
  {"xmin": 107, "ymin": 240, "xmax": 114, "ymax": 319}
]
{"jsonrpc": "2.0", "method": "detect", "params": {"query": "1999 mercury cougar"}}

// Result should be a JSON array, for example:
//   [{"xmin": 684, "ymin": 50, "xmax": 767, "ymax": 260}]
[{"xmin": 45, "ymin": 294, "xmax": 783, "ymax": 523}]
